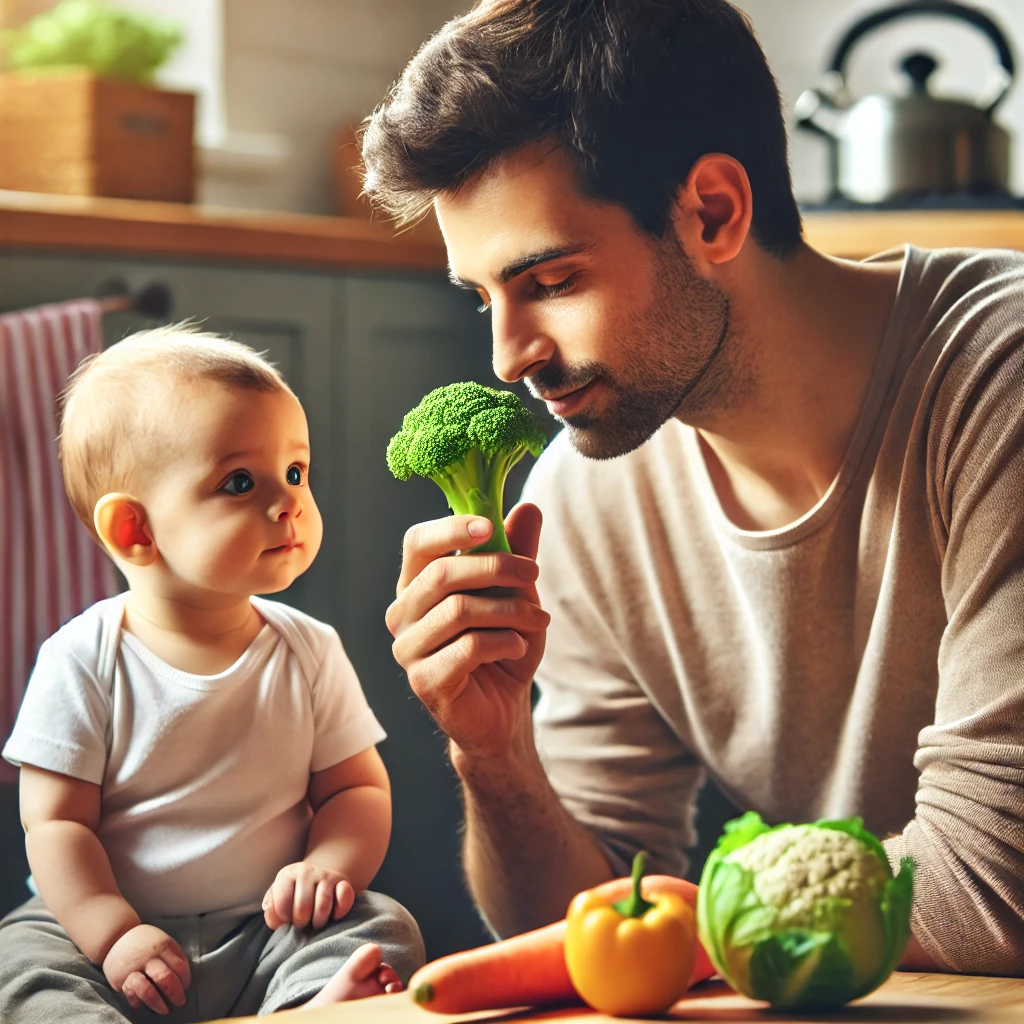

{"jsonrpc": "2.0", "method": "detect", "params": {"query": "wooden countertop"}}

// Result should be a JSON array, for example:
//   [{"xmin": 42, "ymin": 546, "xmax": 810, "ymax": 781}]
[
  {"xmin": 212, "ymin": 972, "xmax": 1024, "ymax": 1023},
  {"xmin": 3, "ymin": 190, "xmax": 1024, "ymax": 269},
  {"xmin": 802, "ymin": 209, "xmax": 1024, "ymax": 259}
]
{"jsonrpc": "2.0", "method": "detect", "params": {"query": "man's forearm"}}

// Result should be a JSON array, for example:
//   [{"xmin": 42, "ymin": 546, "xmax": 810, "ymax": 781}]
[
  {"xmin": 452, "ymin": 740, "xmax": 615, "ymax": 938},
  {"xmin": 25, "ymin": 820, "xmax": 140, "ymax": 963},
  {"xmin": 898, "ymin": 933, "xmax": 945, "ymax": 972}
]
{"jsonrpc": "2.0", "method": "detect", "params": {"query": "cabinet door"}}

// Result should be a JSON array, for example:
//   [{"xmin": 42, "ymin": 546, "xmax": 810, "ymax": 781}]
[
  {"xmin": 0, "ymin": 254, "xmax": 336, "ymax": 620},
  {"xmin": 336, "ymin": 273, "xmax": 538, "ymax": 957}
]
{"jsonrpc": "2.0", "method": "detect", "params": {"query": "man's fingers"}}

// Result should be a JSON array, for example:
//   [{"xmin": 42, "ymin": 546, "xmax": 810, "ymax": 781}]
[
  {"xmin": 389, "ymin": 551, "xmax": 539, "ymax": 638},
  {"xmin": 146, "ymin": 957, "xmax": 186, "ymax": 1008},
  {"xmin": 124, "ymin": 970, "xmax": 168, "ymax": 1015},
  {"xmin": 396, "ymin": 516, "xmax": 494, "ymax": 595},
  {"xmin": 407, "ymin": 629, "xmax": 531, "ymax": 710},
  {"xmin": 506, "ymin": 502, "xmax": 543, "ymax": 561},
  {"xmin": 292, "ymin": 875, "xmax": 316, "ymax": 929},
  {"xmin": 311, "ymin": 879, "xmax": 335, "ymax": 930},
  {"xmin": 392, "ymin": 593, "xmax": 549, "ymax": 669}
]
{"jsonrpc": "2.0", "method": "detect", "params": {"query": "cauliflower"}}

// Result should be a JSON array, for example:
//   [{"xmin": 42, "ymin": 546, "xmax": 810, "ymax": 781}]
[{"xmin": 697, "ymin": 813, "xmax": 914, "ymax": 1010}]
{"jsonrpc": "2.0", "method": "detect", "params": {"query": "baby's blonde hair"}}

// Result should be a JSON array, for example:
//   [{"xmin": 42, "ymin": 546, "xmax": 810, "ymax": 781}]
[{"xmin": 58, "ymin": 324, "xmax": 291, "ymax": 542}]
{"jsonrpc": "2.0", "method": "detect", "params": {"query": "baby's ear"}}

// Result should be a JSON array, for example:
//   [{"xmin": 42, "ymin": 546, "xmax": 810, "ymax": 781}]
[{"xmin": 94, "ymin": 493, "xmax": 157, "ymax": 566}]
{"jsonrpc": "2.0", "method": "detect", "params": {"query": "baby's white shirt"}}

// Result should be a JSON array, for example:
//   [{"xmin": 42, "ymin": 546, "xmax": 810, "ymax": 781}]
[{"xmin": 2, "ymin": 593, "xmax": 386, "ymax": 919}]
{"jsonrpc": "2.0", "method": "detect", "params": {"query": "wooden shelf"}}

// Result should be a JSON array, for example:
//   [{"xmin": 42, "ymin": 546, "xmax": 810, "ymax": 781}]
[
  {"xmin": 0, "ymin": 189, "xmax": 447, "ymax": 273},
  {"xmin": 3, "ymin": 191, "xmax": 1024, "ymax": 270}
]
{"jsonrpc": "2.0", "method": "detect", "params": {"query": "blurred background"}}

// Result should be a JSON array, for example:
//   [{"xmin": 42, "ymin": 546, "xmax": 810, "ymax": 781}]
[
  {"xmin": 1, "ymin": 0, "xmax": 1022, "ymax": 961},
  {"xmin": 5, "ymin": 0, "xmax": 1024, "ymax": 212}
]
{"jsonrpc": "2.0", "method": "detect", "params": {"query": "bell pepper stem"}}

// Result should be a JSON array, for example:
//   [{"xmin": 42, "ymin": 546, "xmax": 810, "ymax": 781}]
[{"xmin": 612, "ymin": 851, "xmax": 657, "ymax": 919}]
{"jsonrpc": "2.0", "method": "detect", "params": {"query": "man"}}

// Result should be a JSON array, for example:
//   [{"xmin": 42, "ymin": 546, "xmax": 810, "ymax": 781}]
[{"xmin": 363, "ymin": 0, "xmax": 1024, "ymax": 975}]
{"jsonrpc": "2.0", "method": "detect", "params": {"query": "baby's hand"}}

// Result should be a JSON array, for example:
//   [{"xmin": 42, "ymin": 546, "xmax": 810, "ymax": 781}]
[
  {"xmin": 263, "ymin": 862, "xmax": 356, "ymax": 931},
  {"xmin": 102, "ymin": 924, "xmax": 191, "ymax": 1016}
]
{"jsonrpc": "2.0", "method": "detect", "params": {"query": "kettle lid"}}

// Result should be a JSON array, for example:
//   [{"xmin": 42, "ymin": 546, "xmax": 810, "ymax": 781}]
[{"xmin": 826, "ymin": 1, "xmax": 1015, "ymax": 116}]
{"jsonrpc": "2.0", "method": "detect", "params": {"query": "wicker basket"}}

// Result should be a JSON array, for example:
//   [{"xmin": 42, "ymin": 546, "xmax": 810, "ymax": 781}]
[{"xmin": 0, "ymin": 70, "xmax": 195, "ymax": 202}]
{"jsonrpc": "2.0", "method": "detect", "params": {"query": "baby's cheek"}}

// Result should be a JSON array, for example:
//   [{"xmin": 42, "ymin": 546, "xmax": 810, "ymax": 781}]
[
  {"xmin": 195, "ymin": 524, "xmax": 256, "ymax": 582},
  {"xmin": 303, "ymin": 502, "xmax": 325, "ymax": 557}
]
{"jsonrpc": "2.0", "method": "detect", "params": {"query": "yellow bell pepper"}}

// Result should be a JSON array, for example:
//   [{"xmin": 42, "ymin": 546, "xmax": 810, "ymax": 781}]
[{"xmin": 564, "ymin": 851, "xmax": 696, "ymax": 1017}]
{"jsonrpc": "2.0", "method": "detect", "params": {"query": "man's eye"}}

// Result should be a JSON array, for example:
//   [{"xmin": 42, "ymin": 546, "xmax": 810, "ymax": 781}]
[
  {"xmin": 287, "ymin": 465, "xmax": 303, "ymax": 486},
  {"xmin": 222, "ymin": 472, "xmax": 254, "ymax": 495},
  {"xmin": 536, "ymin": 273, "xmax": 579, "ymax": 299}
]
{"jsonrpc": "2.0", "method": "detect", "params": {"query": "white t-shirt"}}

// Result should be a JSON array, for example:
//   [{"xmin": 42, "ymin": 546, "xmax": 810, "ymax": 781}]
[{"xmin": 3, "ymin": 593, "xmax": 386, "ymax": 919}]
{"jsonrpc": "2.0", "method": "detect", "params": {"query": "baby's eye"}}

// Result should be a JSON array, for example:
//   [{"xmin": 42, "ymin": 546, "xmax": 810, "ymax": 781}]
[
  {"xmin": 222, "ymin": 472, "xmax": 254, "ymax": 495},
  {"xmin": 287, "ymin": 465, "xmax": 303, "ymax": 486}
]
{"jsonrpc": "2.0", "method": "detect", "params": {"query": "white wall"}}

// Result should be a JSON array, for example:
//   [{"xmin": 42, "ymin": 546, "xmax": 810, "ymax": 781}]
[
  {"xmin": 197, "ymin": 0, "xmax": 1024, "ymax": 213},
  {"xmin": 123, "ymin": 0, "xmax": 225, "ymax": 148},
  {"xmin": 204, "ymin": 0, "xmax": 467, "ymax": 212}
]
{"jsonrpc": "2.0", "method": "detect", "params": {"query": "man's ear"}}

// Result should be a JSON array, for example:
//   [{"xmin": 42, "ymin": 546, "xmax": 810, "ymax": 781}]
[
  {"xmin": 94, "ymin": 493, "xmax": 157, "ymax": 566},
  {"xmin": 669, "ymin": 153, "xmax": 753, "ymax": 269}
]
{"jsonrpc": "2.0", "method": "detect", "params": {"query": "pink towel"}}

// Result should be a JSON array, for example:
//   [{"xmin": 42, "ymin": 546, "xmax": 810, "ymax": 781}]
[{"xmin": 0, "ymin": 301, "xmax": 119, "ymax": 778}]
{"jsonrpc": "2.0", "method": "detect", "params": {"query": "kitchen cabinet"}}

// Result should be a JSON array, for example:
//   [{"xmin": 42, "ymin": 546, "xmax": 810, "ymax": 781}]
[{"xmin": 333, "ymin": 273, "xmax": 501, "ymax": 955}]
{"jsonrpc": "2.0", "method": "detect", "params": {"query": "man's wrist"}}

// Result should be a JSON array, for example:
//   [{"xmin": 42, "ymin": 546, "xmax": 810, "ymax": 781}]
[{"xmin": 449, "ymin": 735, "xmax": 544, "ymax": 792}]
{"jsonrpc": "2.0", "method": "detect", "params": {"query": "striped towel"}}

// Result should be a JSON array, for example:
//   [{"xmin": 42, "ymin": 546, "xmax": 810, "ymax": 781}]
[{"xmin": 0, "ymin": 301, "xmax": 120, "ymax": 779}]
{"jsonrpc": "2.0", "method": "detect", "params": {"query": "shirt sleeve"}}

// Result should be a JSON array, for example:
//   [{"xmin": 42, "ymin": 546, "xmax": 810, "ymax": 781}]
[
  {"xmin": 2, "ymin": 634, "xmax": 111, "ymax": 785},
  {"xmin": 882, "ymin": 332, "xmax": 1024, "ymax": 975},
  {"xmin": 308, "ymin": 628, "xmax": 387, "ymax": 774},
  {"xmin": 526, "ymin": 453, "xmax": 705, "ymax": 879}
]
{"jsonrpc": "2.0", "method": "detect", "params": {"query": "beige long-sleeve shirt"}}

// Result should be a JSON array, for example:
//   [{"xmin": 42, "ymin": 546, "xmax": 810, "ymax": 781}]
[{"xmin": 522, "ymin": 245, "xmax": 1024, "ymax": 975}]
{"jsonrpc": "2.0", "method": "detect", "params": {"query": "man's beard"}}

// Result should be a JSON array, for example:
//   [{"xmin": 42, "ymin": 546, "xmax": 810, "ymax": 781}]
[{"xmin": 528, "ymin": 236, "xmax": 734, "ymax": 460}]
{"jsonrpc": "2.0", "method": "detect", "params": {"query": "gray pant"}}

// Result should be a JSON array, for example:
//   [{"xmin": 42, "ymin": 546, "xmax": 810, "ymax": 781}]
[{"xmin": 0, "ymin": 893, "xmax": 425, "ymax": 1022}]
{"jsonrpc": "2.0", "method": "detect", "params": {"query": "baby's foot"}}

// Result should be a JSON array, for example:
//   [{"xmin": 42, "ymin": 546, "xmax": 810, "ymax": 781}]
[{"xmin": 302, "ymin": 942, "xmax": 404, "ymax": 1008}]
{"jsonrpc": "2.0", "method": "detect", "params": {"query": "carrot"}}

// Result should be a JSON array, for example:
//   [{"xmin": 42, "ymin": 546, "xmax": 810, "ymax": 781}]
[
  {"xmin": 409, "ymin": 874, "xmax": 715, "ymax": 1014},
  {"xmin": 410, "ymin": 918, "xmax": 572, "ymax": 1014}
]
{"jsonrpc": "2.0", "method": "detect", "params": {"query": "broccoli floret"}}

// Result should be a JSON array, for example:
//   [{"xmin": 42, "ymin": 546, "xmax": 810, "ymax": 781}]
[{"xmin": 386, "ymin": 382, "xmax": 548, "ymax": 553}]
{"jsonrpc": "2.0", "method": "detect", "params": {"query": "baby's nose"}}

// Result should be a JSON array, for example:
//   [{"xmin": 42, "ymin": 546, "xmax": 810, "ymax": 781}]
[{"xmin": 269, "ymin": 490, "xmax": 302, "ymax": 520}]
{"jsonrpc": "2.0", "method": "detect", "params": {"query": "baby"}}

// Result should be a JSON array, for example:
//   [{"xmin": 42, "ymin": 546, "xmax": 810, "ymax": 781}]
[{"xmin": 0, "ymin": 327, "xmax": 424, "ymax": 1021}]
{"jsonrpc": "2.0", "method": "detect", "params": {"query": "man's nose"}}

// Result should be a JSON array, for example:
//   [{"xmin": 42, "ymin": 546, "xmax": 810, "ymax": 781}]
[{"xmin": 490, "ymin": 301, "xmax": 553, "ymax": 383}]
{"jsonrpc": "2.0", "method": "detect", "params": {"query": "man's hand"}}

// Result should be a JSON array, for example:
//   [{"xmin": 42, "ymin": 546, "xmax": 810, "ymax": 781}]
[
  {"xmin": 263, "ymin": 862, "xmax": 356, "ymax": 931},
  {"xmin": 102, "ymin": 924, "xmax": 191, "ymax": 1016},
  {"xmin": 386, "ymin": 505, "xmax": 549, "ymax": 763}
]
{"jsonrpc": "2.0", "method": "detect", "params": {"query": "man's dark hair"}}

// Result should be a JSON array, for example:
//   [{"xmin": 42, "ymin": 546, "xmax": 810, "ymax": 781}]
[{"xmin": 361, "ymin": 0, "xmax": 803, "ymax": 259}]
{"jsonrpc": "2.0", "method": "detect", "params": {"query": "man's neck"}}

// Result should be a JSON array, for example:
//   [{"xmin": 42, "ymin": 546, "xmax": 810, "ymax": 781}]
[{"xmin": 690, "ymin": 242, "xmax": 904, "ymax": 531}]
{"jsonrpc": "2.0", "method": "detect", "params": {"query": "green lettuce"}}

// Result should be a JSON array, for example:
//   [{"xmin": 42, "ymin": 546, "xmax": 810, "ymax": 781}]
[
  {"xmin": 4, "ymin": 0, "xmax": 183, "ymax": 82},
  {"xmin": 697, "ymin": 812, "xmax": 914, "ymax": 1010}
]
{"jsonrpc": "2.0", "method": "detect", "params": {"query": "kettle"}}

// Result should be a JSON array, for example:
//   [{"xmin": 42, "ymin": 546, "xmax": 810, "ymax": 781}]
[{"xmin": 794, "ymin": 0, "xmax": 1015, "ymax": 204}]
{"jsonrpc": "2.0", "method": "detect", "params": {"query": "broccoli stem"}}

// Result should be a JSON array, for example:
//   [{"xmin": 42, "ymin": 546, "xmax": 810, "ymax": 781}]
[{"xmin": 429, "ymin": 446, "xmax": 530, "ymax": 554}]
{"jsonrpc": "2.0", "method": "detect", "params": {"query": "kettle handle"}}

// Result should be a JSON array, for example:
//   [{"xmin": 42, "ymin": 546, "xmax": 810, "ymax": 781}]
[{"xmin": 828, "ymin": 1, "xmax": 1015, "ymax": 113}]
